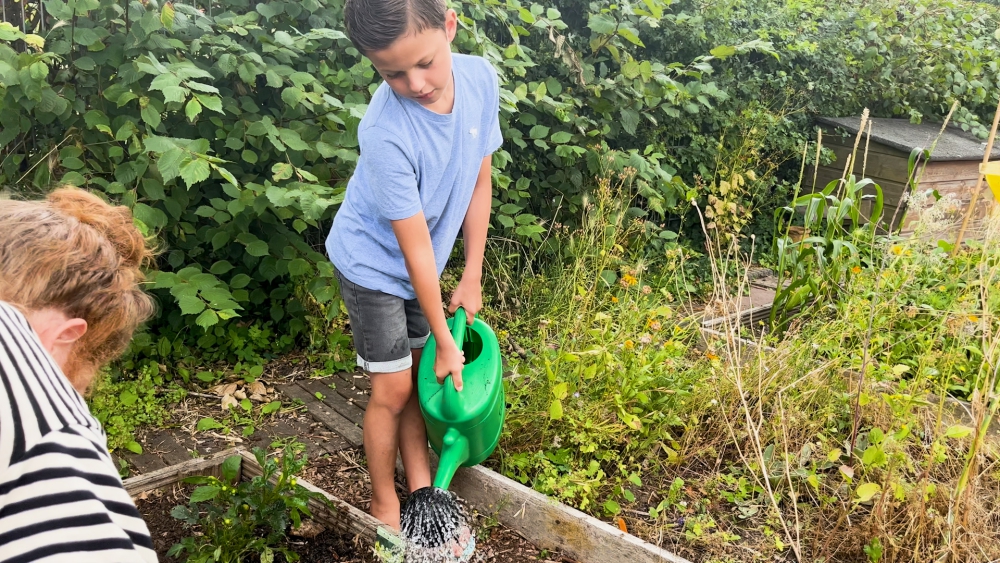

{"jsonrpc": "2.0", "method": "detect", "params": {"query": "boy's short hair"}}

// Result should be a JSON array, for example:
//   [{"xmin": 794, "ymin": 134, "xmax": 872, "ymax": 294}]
[{"xmin": 344, "ymin": 0, "xmax": 447, "ymax": 53}]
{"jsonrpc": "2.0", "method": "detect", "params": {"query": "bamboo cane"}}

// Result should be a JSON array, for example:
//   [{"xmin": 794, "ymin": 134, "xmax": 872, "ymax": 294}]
[{"xmin": 952, "ymin": 96, "xmax": 1000, "ymax": 256}]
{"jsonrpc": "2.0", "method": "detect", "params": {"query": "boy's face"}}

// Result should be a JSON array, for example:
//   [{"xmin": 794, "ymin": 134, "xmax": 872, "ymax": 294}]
[{"xmin": 367, "ymin": 10, "xmax": 458, "ymax": 112}]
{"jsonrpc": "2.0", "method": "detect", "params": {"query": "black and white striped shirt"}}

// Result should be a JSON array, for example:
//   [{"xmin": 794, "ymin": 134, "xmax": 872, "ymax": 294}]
[{"xmin": 0, "ymin": 302, "xmax": 157, "ymax": 562}]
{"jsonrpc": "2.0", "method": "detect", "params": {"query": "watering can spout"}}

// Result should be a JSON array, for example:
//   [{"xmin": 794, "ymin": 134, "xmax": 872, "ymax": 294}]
[{"xmin": 433, "ymin": 427, "xmax": 470, "ymax": 490}]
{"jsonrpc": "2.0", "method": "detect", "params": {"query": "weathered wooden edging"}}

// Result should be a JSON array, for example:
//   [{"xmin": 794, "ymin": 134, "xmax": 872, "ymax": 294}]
[
  {"xmin": 444, "ymin": 461, "xmax": 693, "ymax": 563},
  {"xmin": 123, "ymin": 448, "xmax": 385, "ymax": 545}
]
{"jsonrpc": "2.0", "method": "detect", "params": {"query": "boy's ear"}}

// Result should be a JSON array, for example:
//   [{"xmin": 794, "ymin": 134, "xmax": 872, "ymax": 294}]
[{"xmin": 444, "ymin": 9, "xmax": 458, "ymax": 42}]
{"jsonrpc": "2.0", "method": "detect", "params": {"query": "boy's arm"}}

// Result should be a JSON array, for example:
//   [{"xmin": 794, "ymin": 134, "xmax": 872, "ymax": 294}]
[
  {"xmin": 392, "ymin": 214, "xmax": 466, "ymax": 390},
  {"xmin": 449, "ymin": 155, "xmax": 493, "ymax": 321}
]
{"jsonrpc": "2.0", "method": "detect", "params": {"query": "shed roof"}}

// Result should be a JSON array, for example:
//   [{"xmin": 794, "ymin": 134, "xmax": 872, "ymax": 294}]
[{"xmin": 816, "ymin": 116, "xmax": 1000, "ymax": 162}]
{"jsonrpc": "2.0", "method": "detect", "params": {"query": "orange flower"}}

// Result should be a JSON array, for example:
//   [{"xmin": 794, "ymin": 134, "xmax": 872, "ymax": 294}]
[
  {"xmin": 851, "ymin": 266, "xmax": 861, "ymax": 274},
  {"xmin": 706, "ymin": 351, "xmax": 720, "ymax": 361}
]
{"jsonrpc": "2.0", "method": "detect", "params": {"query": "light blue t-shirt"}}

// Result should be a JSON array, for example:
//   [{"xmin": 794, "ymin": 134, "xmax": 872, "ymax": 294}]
[{"xmin": 326, "ymin": 54, "xmax": 503, "ymax": 299}]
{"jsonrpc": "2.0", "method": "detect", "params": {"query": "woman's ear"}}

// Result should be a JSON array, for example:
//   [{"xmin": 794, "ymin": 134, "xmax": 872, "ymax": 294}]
[
  {"xmin": 54, "ymin": 317, "xmax": 88, "ymax": 347},
  {"xmin": 444, "ymin": 9, "xmax": 458, "ymax": 42}
]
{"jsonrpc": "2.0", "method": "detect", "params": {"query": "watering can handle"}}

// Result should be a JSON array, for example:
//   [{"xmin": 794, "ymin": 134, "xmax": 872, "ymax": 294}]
[
  {"xmin": 442, "ymin": 308, "xmax": 471, "ymax": 418},
  {"xmin": 451, "ymin": 307, "xmax": 468, "ymax": 351}
]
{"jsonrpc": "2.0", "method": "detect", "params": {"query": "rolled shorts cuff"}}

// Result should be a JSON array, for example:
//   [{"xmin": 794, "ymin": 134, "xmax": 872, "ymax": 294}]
[
  {"xmin": 357, "ymin": 354, "xmax": 412, "ymax": 374},
  {"xmin": 408, "ymin": 333, "xmax": 430, "ymax": 349}
]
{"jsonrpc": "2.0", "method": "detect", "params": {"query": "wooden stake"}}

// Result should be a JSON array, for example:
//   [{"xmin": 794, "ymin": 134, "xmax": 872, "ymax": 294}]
[{"xmin": 952, "ymin": 96, "xmax": 1000, "ymax": 255}]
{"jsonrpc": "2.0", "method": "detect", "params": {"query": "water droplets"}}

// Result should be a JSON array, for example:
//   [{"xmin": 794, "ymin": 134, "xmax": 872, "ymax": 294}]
[{"xmin": 400, "ymin": 487, "xmax": 478, "ymax": 562}]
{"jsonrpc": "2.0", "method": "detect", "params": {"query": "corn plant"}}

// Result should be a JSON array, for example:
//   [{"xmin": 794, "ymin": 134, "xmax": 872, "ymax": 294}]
[{"xmin": 770, "ymin": 174, "xmax": 884, "ymax": 331}]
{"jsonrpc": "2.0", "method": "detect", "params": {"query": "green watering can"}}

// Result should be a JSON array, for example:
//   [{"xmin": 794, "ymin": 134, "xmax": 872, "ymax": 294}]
[{"xmin": 417, "ymin": 307, "xmax": 505, "ymax": 489}]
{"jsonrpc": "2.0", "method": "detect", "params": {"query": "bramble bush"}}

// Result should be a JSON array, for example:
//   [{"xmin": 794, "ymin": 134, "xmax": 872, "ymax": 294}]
[
  {"xmin": 2, "ymin": 0, "xmax": 999, "ymax": 371},
  {"xmin": 0, "ymin": 0, "xmax": 755, "ymax": 369}
]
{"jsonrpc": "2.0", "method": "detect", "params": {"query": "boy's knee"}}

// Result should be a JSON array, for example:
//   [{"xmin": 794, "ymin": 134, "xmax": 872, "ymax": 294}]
[{"xmin": 370, "ymin": 370, "xmax": 414, "ymax": 414}]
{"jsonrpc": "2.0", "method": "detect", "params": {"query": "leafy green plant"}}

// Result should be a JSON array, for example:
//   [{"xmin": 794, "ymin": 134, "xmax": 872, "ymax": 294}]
[
  {"xmin": 169, "ymin": 443, "xmax": 326, "ymax": 563},
  {"xmin": 770, "ymin": 173, "xmax": 884, "ymax": 330}
]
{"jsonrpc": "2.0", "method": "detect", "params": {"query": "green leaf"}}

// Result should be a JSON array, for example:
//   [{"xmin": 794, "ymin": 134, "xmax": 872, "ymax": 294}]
[
  {"xmin": 230, "ymin": 273, "xmax": 252, "ymax": 289},
  {"xmin": 710, "ymin": 45, "xmax": 737, "ymax": 58},
  {"xmin": 288, "ymin": 258, "xmax": 311, "ymax": 276},
  {"xmin": 617, "ymin": 27, "xmax": 644, "ymax": 47},
  {"xmin": 125, "ymin": 441, "xmax": 143, "ymax": 455},
  {"xmin": 529, "ymin": 125, "xmax": 550, "ymax": 139},
  {"xmin": 185, "ymin": 99, "xmax": 202, "ymax": 122},
  {"xmin": 604, "ymin": 499, "xmax": 621, "ymax": 515},
  {"xmin": 196, "ymin": 417, "xmax": 224, "ymax": 431},
  {"xmin": 549, "ymin": 399, "xmax": 563, "ymax": 420},
  {"xmin": 221, "ymin": 455, "xmax": 242, "ymax": 482},
  {"xmin": 620, "ymin": 108, "xmax": 640, "ymax": 135},
  {"xmin": 550, "ymin": 131, "xmax": 572, "ymax": 144},
  {"xmin": 246, "ymin": 241, "xmax": 269, "ymax": 257},
  {"xmin": 180, "ymin": 159, "xmax": 210, "ymax": 187},
  {"xmin": 195, "ymin": 309, "xmax": 219, "ymax": 329},
  {"xmin": 281, "ymin": 87, "xmax": 305, "ymax": 107},
  {"xmin": 190, "ymin": 485, "xmax": 221, "ymax": 503},
  {"xmin": 855, "ymin": 482, "xmax": 881, "ymax": 503},
  {"xmin": 210, "ymin": 261, "xmax": 234, "ymax": 275},
  {"xmin": 195, "ymin": 94, "xmax": 223, "ymax": 113},
  {"xmin": 588, "ymin": 13, "xmax": 617, "ymax": 35},
  {"xmin": 178, "ymin": 295, "xmax": 206, "ymax": 315},
  {"xmin": 160, "ymin": 2, "xmax": 175, "ymax": 30},
  {"xmin": 74, "ymin": 56, "xmax": 96, "ymax": 71},
  {"xmin": 119, "ymin": 389, "xmax": 139, "ymax": 406},
  {"xmin": 272, "ymin": 163, "xmax": 293, "ymax": 181},
  {"xmin": 944, "ymin": 425, "xmax": 973, "ymax": 439},
  {"xmin": 240, "ymin": 398, "xmax": 252, "ymax": 412},
  {"xmin": 140, "ymin": 105, "xmax": 161, "ymax": 129},
  {"xmin": 262, "ymin": 401, "xmax": 282, "ymax": 415}
]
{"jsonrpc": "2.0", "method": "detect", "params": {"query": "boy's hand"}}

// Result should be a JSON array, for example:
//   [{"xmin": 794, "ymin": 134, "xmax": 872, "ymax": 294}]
[
  {"xmin": 435, "ymin": 338, "xmax": 465, "ymax": 391},
  {"xmin": 448, "ymin": 276, "xmax": 482, "ymax": 324}
]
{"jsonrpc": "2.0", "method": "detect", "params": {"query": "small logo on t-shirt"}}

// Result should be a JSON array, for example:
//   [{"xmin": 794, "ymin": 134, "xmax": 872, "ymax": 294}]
[{"xmin": 469, "ymin": 127, "xmax": 479, "ymax": 138}]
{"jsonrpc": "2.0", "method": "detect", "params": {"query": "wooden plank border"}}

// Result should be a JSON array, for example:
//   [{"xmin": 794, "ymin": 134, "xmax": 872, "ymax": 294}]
[{"xmin": 446, "ymin": 462, "xmax": 692, "ymax": 563}]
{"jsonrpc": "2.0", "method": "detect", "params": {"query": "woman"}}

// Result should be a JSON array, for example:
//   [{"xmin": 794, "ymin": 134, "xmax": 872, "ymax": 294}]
[{"xmin": 0, "ymin": 187, "xmax": 158, "ymax": 562}]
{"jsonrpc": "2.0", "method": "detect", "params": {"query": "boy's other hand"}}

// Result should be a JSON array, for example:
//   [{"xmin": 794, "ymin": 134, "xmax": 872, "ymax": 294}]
[
  {"xmin": 435, "ymin": 339, "xmax": 465, "ymax": 391},
  {"xmin": 448, "ymin": 277, "xmax": 482, "ymax": 323}
]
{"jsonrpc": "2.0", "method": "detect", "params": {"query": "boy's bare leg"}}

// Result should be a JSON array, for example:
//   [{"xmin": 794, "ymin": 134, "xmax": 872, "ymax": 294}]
[
  {"xmin": 398, "ymin": 347, "xmax": 431, "ymax": 492},
  {"xmin": 365, "ymin": 367, "xmax": 413, "ymax": 530}
]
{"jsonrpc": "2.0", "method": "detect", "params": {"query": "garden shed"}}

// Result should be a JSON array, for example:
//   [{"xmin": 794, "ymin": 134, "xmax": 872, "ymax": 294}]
[{"xmin": 812, "ymin": 116, "xmax": 1000, "ymax": 233}]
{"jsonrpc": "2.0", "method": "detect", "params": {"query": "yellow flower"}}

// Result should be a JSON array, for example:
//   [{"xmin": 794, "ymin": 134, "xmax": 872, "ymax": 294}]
[
  {"xmin": 611, "ymin": 296, "xmax": 619, "ymax": 303},
  {"xmin": 890, "ymin": 245, "xmax": 903, "ymax": 256},
  {"xmin": 624, "ymin": 340, "xmax": 635, "ymax": 349},
  {"xmin": 939, "ymin": 285, "xmax": 947, "ymax": 292},
  {"xmin": 968, "ymin": 315, "xmax": 980, "ymax": 323},
  {"xmin": 706, "ymin": 351, "xmax": 720, "ymax": 361},
  {"xmin": 622, "ymin": 274, "xmax": 638, "ymax": 287},
  {"xmin": 851, "ymin": 266, "xmax": 861, "ymax": 274}
]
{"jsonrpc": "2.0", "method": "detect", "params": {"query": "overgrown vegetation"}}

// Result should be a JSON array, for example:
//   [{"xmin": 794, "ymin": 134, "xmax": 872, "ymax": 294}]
[{"xmin": 5, "ymin": 0, "xmax": 1000, "ymax": 560}]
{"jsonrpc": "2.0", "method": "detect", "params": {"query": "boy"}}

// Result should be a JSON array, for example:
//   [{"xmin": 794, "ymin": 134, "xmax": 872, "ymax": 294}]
[{"xmin": 326, "ymin": 0, "xmax": 502, "ymax": 530}]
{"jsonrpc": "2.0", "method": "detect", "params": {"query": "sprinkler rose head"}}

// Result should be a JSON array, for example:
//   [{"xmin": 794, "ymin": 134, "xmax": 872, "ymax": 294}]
[{"xmin": 400, "ymin": 487, "xmax": 475, "ymax": 561}]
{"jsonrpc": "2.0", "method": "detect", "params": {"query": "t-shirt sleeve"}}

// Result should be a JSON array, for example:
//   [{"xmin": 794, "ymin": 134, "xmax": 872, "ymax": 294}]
[
  {"xmin": 0, "ymin": 426, "xmax": 157, "ymax": 563},
  {"xmin": 359, "ymin": 125, "xmax": 423, "ymax": 221},
  {"xmin": 482, "ymin": 61, "xmax": 503, "ymax": 157}
]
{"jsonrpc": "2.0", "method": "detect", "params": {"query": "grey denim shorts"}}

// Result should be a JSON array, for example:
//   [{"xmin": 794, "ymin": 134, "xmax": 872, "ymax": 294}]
[{"xmin": 335, "ymin": 270, "xmax": 430, "ymax": 373}]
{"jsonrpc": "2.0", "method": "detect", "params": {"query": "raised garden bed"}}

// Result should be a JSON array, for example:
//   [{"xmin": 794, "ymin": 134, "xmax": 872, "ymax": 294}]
[
  {"xmin": 125, "ymin": 449, "xmax": 381, "ymax": 562},
  {"xmin": 124, "ymin": 446, "xmax": 692, "ymax": 563}
]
